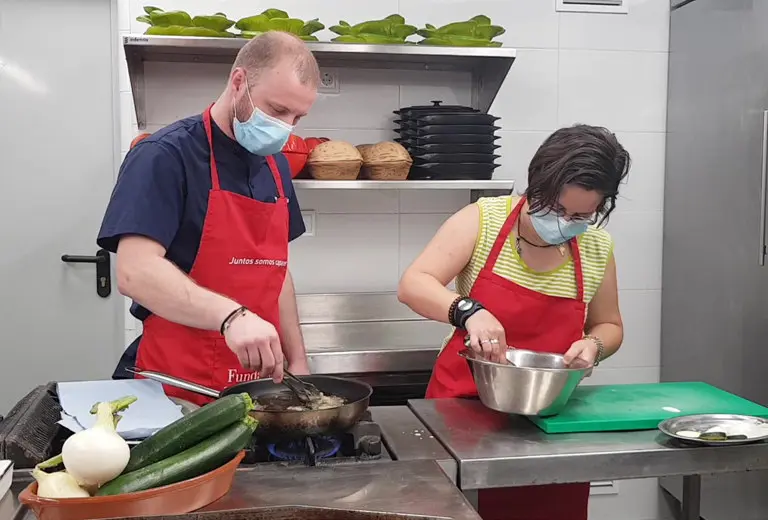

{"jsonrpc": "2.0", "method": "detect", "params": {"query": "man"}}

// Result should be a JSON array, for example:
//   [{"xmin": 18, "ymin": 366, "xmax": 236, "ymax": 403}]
[{"xmin": 98, "ymin": 32, "xmax": 319, "ymax": 405}]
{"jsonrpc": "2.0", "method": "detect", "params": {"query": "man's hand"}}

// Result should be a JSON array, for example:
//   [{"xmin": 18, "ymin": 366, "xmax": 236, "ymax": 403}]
[{"xmin": 223, "ymin": 311, "xmax": 285, "ymax": 382}]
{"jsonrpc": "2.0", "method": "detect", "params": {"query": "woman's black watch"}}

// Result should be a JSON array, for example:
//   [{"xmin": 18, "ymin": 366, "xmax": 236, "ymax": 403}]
[{"xmin": 450, "ymin": 297, "xmax": 485, "ymax": 329}]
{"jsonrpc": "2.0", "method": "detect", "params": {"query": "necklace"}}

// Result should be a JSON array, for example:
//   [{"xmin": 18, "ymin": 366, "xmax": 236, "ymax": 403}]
[{"xmin": 515, "ymin": 221, "xmax": 566, "ymax": 257}]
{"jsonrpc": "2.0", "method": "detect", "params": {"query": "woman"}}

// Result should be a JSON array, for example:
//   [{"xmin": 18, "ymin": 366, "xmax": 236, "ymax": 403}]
[{"xmin": 397, "ymin": 124, "xmax": 630, "ymax": 520}]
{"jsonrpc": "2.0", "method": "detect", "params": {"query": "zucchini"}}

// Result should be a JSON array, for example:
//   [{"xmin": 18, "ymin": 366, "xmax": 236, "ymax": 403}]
[
  {"xmin": 96, "ymin": 416, "xmax": 257, "ymax": 496},
  {"xmin": 122, "ymin": 392, "xmax": 254, "ymax": 473}
]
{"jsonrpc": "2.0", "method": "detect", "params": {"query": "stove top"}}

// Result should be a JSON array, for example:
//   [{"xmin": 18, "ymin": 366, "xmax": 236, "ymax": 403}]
[{"xmin": 242, "ymin": 411, "xmax": 389, "ymax": 467}]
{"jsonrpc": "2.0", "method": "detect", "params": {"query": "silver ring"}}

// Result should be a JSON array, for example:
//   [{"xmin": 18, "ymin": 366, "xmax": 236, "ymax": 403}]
[
  {"xmin": 489, "ymin": 339, "xmax": 500, "ymax": 344},
  {"xmin": 480, "ymin": 339, "xmax": 491, "ymax": 344}
]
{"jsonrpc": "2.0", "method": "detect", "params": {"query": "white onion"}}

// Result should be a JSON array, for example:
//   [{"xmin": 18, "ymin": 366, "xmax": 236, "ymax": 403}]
[
  {"xmin": 61, "ymin": 402, "xmax": 130, "ymax": 488},
  {"xmin": 32, "ymin": 468, "xmax": 90, "ymax": 498}
]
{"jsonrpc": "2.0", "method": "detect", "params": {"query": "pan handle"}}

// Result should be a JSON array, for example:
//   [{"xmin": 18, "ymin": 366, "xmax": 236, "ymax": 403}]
[{"xmin": 126, "ymin": 366, "xmax": 221, "ymax": 399}]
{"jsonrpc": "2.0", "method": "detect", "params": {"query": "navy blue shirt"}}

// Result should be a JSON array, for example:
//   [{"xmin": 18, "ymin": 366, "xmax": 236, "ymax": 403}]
[{"xmin": 98, "ymin": 114, "xmax": 305, "ymax": 321}]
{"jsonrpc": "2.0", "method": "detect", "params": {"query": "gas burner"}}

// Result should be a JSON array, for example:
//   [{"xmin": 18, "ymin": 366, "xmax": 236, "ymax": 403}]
[
  {"xmin": 241, "ymin": 411, "xmax": 384, "ymax": 467},
  {"xmin": 268, "ymin": 436, "xmax": 342, "ymax": 463}
]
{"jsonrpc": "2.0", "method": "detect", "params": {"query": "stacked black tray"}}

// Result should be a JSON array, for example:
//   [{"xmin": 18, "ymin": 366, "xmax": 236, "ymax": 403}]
[{"xmin": 394, "ymin": 100, "xmax": 501, "ymax": 180}]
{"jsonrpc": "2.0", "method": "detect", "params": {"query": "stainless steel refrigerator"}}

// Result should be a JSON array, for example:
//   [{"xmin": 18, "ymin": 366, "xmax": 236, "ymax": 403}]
[{"xmin": 662, "ymin": 0, "xmax": 768, "ymax": 518}]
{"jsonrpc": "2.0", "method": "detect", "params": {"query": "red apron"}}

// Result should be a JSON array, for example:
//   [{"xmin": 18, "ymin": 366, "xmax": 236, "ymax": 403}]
[
  {"xmin": 136, "ymin": 105, "xmax": 289, "ymax": 406},
  {"xmin": 426, "ymin": 196, "xmax": 590, "ymax": 520}
]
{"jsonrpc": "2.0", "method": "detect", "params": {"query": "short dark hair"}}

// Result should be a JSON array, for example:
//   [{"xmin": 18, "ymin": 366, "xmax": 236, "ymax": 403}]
[{"xmin": 525, "ymin": 124, "xmax": 630, "ymax": 226}]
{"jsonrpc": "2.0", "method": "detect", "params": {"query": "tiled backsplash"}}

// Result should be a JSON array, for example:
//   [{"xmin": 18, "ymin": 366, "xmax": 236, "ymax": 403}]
[{"xmin": 117, "ymin": 2, "xmax": 669, "ymax": 518}]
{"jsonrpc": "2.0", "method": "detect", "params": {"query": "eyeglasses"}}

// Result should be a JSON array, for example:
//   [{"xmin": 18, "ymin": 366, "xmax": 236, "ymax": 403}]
[{"xmin": 548, "ymin": 205, "xmax": 599, "ymax": 225}]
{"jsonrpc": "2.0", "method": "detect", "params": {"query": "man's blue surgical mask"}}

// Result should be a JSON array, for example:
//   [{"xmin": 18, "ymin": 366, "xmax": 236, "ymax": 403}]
[
  {"xmin": 233, "ymin": 79, "xmax": 293, "ymax": 156},
  {"xmin": 529, "ymin": 210, "xmax": 589, "ymax": 245}
]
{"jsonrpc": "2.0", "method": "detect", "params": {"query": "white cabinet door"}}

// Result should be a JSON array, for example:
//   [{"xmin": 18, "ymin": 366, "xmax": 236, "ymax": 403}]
[{"xmin": 0, "ymin": 0, "xmax": 124, "ymax": 414}]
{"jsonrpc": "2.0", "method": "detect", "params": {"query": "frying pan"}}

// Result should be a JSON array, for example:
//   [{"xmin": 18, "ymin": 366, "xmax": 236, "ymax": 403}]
[{"xmin": 127, "ymin": 367, "xmax": 372, "ymax": 440}]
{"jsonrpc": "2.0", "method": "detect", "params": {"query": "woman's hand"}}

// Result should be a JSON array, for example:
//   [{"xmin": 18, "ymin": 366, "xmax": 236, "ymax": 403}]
[
  {"xmin": 563, "ymin": 338, "xmax": 599, "ymax": 367},
  {"xmin": 464, "ymin": 309, "xmax": 508, "ymax": 363}
]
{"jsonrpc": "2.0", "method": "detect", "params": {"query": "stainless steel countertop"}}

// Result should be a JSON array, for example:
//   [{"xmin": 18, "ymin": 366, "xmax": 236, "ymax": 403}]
[
  {"xmin": 201, "ymin": 459, "xmax": 478, "ymax": 519},
  {"xmin": 1, "ymin": 406, "xmax": 470, "ymax": 520},
  {"xmin": 409, "ymin": 398, "xmax": 768, "ymax": 490},
  {"xmin": 371, "ymin": 406, "xmax": 457, "ymax": 483},
  {"xmin": 4, "ymin": 460, "xmax": 479, "ymax": 520}
]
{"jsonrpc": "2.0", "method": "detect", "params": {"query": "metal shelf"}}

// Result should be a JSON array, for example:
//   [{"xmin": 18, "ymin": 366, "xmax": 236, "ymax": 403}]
[
  {"xmin": 123, "ymin": 35, "xmax": 517, "ymax": 128},
  {"xmin": 293, "ymin": 179, "xmax": 515, "ymax": 191}
]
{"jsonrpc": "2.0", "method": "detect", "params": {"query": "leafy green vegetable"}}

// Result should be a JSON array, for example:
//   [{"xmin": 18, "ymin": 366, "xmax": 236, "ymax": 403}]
[
  {"xmin": 418, "ymin": 35, "xmax": 503, "ymax": 47},
  {"xmin": 235, "ymin": 10, "xmax": 324, "ymax": 39},
  {"xmin": 333, "ymin": 34, "xmax": 405, "ymax": 44},
  {"xmin": 145, "ymin": 24, "xmax": 186, "ymax": 35},
  {"xmin": 235, "ymin": 15, "xmax": 272, "ymax": 32},
  {"xmin": 416, "ymin": 15, "xmax": 505, "ymax": 46},
  {"xmin": 149, "ymin": 10, "xmax": 192, "ymax": 27},
  {"xmin": 262, "ymin": 8, "xmax": 289, "ymax": 20},
  {"xmin": 329, "ymin": 14, "xmax": 416, "ymax": 43},
  {"xmin": 301, "ymin": 19, "xmax": 324, "ymax": 36},
  {"xmin": 192, "ymin": 14, "xmax": 235, "ymax": 32},
  {"xmin": 268, "ymin": 17, "xmax": 306, "ymax": 34}
]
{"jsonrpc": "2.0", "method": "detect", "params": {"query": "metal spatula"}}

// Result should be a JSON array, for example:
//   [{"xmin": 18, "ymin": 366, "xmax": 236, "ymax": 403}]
[{"xmin": 282, "ymin": 367, "xmax": 322, "ymax": 404}]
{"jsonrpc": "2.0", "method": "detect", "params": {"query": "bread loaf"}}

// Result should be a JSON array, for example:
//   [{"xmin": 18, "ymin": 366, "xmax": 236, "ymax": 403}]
[
  {"xmin": 360, "ymin": 141, "xmax": 411, "ymax": 164},
  {"xmin": 307, "ymin": 141, "xmax": 362, "ymax": 163}
]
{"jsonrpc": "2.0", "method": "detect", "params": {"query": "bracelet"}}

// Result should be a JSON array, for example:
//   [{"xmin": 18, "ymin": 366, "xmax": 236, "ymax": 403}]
[
  {"xmin": 220, "ymin": 306, "xmax": 247, "ymax": 335},
  {"xmin": 448, "ymin": 296, "xmax": 462, "ymax": 327},
  {"xmin": 584, "ymin": 334, "xmax": 604, "ymax": 367}
]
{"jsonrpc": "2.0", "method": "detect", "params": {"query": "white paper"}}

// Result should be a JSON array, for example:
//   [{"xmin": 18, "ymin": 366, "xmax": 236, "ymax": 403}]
[
  {"xmin": 57, "ymin": 380, "xmax": 184, "ymax": 440},
  {"xmin": 0, "ymin": 461, "xmax": 12, "ymax": 501}
]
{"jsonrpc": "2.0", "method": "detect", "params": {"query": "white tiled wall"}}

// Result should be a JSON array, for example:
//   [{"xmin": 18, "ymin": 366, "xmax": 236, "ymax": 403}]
[{"xmin": 117, "ymin": 1, "xmax": 669, "ymax": 518}]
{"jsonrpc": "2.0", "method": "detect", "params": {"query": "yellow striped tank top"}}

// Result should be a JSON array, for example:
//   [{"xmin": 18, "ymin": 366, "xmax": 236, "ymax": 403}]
[
  {"xmin": 441, "ymin": 196, "xmax": 614, "ymax": 351},
  {"xmin": 456, "ymin": 196, "xmax": 614, "ymax": 302}
]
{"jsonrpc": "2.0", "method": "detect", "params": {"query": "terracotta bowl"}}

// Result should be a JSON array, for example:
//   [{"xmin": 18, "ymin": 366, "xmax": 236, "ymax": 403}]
[{"xmin": 19, "ymin": 451, "xmax": 244, "ymax": 520}]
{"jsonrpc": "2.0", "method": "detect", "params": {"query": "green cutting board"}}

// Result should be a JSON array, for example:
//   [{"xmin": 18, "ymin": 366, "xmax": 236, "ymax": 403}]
[{"xmin": 529, "ymin": 382, "xmax": 768, "ymax": 434}]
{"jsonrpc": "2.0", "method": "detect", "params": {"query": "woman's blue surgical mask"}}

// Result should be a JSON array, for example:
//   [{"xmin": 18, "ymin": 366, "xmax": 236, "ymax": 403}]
[
  {"xmin": 529, "ymin": 210, "xmax": 589, "ymax": 245},
  {"xmin": 233, "ymin": 80, "xmax": 293, "ymax": 156}
]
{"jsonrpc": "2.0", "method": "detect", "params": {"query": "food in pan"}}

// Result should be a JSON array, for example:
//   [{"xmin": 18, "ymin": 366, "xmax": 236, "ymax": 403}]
[{"xmin": 253, "ymin": 391, "xmax": 346, "ymax": 412}]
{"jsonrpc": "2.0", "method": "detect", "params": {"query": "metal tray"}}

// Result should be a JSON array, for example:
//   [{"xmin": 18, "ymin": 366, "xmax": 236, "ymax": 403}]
[
  {"xmin": 413, "ymin": 153, "xmax": 500, "ymax": 164},
  {"xmin": 401, "ymin": 125, "xmax": 500, "ymax": 136},
  {"xmin": 409, "ymin": 162, "xmax": 498, "ymax": 180},
  {"xmin": 409, "ymin": 143, "xmax": 501, "ymax": 154},
  {"xmin": 658, "ymin": 413, "xmax": 768, "ymax": 446},
  {"xmin": 393, "ymin": 100, "xmax": 477, "ymax": 119},
  {"xmin": 396, "ymin": 134, "xmax": 500, "ymax": 145},
  {"xmin": 411, "ymin": 113, "xmax": 500, "ymax": 126}
]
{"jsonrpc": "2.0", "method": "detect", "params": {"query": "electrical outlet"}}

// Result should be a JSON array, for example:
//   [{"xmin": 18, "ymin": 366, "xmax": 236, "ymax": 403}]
[
  {"xmin": 318, "ymin": 69, "xmax": 340, "ymax": 94},
  {"xmin": 301, "ymin": 210, "xmax": 316, "ymax": 236}
]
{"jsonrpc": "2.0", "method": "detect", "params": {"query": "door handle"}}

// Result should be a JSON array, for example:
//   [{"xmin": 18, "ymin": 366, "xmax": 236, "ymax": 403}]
[{"xmin": 61, "ymin": 248, "xmax": 111, "ymax": 298}]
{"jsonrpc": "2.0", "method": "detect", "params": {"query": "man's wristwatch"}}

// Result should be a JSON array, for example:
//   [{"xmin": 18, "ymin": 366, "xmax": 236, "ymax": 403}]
[
  {"xmin": 584, "ymin": 334, "xmax": 604, "ymax": 366},
  {"xmin": 449, "ymin": 297, "xmax": 485, "ymax": 330}
]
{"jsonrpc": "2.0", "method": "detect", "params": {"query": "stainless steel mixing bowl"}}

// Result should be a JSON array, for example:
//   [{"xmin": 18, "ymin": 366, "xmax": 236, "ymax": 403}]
[{"xmin": 458, "ymin": 348, "xmax": 592, "ymax": 416}]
